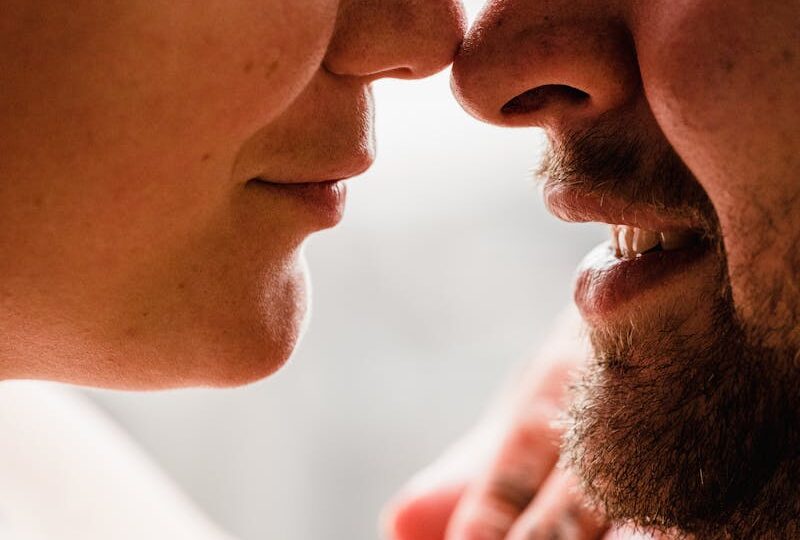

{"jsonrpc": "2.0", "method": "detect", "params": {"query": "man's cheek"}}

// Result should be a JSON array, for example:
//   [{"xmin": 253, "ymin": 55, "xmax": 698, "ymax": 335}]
[
  {"xmin": 637, "ymin": 0, "xmax": 800, "ymax": 207},
  {"xmin": 633, "ymin": 0, "xmax": 769, "ymax": 202},
  {"xmin": 725, "ymin": 229, "xmax": 800, "ymax": 350}
]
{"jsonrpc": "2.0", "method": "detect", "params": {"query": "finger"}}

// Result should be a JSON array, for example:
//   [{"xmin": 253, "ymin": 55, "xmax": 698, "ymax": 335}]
[
  {"xmin": 443, "ymin": 331, "xmax": 585, "ymax": 540},
  {"xmin": 382, "ymin": 481, "xmax": 466, "ymax": 540},
  {"xmin": 385, "ymin": 307, "xmax": 589, "ymax": 540},
  {"xmin": 444, "ymin": 401, "xmax": 564, "ymax": 540},
  {"xmin": 383, "ymin": 413, "xmax": 511, "ymax": 540},
  {"xmin": 506, "ymin": 469, "xmax": 607, "ymax": 540}
]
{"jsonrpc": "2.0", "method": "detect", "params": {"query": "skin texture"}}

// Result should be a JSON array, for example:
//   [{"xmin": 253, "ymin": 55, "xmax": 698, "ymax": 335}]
[
  {"xmin": 387, "ymin": 0, "xmax": 800, "ymax": 539},
  {"xmin": 0, "ymin": 0, "xmax": 466, "ymax": 389}
]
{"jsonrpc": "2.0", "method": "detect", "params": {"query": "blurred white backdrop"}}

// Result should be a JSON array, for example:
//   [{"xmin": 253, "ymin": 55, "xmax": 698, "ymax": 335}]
[{"xmin": 82, "ymin": 2, "xmax": 605, "ymax": 538}]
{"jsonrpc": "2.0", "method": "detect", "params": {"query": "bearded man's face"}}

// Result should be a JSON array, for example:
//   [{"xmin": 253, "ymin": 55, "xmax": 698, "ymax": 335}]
[{"xmin": 452, "ymin": 0, "xmax": 800, "ymax": 537}]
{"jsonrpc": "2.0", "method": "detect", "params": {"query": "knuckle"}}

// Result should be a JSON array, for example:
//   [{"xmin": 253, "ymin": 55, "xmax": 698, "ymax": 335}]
[
  {"xmin": 487, "ymin": 474, "xmax": 538, "ymax": 513},
  {"xmin": 507, "ymin": 417, "xmax": 560, "ymax": 451},
  {"xmin": 455, "ymin": 519, "xmax": 508, "ymax": 540}
]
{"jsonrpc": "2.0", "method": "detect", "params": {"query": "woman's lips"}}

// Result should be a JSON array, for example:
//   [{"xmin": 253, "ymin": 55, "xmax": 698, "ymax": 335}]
[
  {"xmin": 249, "ymin": 179, "xmax": 347, "ymax": 228},
  {"xmin": 574, "ymin": 239, "xmax": 711, "ymax": 321}
]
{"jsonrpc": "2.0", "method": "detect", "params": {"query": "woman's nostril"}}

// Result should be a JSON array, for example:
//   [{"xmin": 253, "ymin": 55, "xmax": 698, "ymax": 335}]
[{"xmin": 500, "ymin": 85, "xmax": 590, "ymax": 116}]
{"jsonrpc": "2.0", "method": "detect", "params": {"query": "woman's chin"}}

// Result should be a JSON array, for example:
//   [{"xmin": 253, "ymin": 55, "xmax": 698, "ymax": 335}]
[
  {"xmin": 20, "ymin": 258, "xmax": 312, "ymax": 391},
  {"xmin": 144, "ymin": 264, "xmax": 311, "ymax": 390}
]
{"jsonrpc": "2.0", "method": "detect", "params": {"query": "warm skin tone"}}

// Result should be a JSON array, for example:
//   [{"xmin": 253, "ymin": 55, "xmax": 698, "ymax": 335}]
[
  {"xmin": 0, "ymin": 0, "xmax": 465, "ymax": 389},
  {"xmin": 388, "ymin": 1, "xmax": 800, "ymax": 539}
]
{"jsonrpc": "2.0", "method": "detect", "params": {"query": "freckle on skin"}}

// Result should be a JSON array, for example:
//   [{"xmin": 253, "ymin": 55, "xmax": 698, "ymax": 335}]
[
  {"xmin": 721, "ymin": 58, "xmax": 735, "ymax": 72},
  {"xmin": 263, "ymin": 57, "xmax": 280, "ymax": 79},
  {"xmin": 201, "ymin": 152, "xmax": 211, "ymax": 162},
  {"xmin": 782, "ymin": 48, "xmax": 795, "ymax": 63},
  {"xmin": 243, "ymin": 60, "xmax": 254, "ymax": 74}
]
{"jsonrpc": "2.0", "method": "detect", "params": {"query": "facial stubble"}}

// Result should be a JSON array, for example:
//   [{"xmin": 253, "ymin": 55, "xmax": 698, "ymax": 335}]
[
  {"xmin": 564, "ymin": 224, "xmax": 800, "ymax": 540},
  {"xmin": 539, "ymin": 109, "xmax": 800, "ymax": 539}
]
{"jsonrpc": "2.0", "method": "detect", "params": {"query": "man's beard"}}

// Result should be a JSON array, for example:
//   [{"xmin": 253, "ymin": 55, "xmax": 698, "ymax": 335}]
[
  {"xmin": 540, "ymin": 106, "xmax": 800, "ymax": 538},
  {"xmin": 565, "ymin": 260, "xmax": 800, "ymax": 539}
]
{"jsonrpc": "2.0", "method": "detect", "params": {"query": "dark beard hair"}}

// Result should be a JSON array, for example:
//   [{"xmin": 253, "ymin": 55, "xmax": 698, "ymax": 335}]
[
  {"xmin": 540, "ymin": 104, "xmax": 800, "ymax": 538},
  {"xmin": 562, "ymin": 213, "xmax": 800, "ymax": 540},
  {"xmin": 536, "ymin": 106, "xmax": 718, "ymax": 238}
]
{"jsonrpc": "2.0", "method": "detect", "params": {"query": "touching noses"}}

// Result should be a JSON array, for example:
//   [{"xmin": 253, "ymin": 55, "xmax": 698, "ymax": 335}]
[
  {"xmin": 451, "ymin": 0, "xmax": 640, "ymax": 130},
  {"xmin": 324, "ymin": 0, "xmax": 467, "ymax": 81}
]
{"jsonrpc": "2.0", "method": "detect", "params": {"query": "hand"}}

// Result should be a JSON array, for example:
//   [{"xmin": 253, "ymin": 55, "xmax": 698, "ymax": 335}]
[{"xmin": 382, "ymin": 309, "xmax": 664, "ymax": 540}]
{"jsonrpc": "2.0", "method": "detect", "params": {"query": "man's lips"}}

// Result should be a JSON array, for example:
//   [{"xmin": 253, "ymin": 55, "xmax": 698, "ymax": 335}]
[
  {"xmin": 544, "ymin": 182, "xmax": 705, "ymax": 232},
  {"xmin": 574, "ymin": 240, "xmax": 711, "ymax": 320},
  {"xmin": 545, "ymin": 183, "xmax": 715, "ymax": 319}
]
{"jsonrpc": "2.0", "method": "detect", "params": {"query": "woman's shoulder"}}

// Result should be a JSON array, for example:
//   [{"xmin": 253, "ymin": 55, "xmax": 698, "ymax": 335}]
[{"xmin": 0, "ymin": 382, "xmax": 233, "ymax": 540}]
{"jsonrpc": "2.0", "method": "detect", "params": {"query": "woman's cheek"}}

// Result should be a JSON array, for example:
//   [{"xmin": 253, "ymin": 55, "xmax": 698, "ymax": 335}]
[{"xmin": 162, "ymin": 0, "xmax": 341, "ymax": 145}]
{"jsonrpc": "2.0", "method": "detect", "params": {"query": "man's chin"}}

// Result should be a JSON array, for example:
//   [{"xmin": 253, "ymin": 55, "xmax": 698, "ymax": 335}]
[{"xmin": 565, "ymin": 293, "xmax": 800, "ymax": 539}]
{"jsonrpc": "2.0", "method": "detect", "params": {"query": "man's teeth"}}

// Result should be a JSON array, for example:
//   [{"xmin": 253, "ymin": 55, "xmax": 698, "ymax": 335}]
[{"xmin": 610, "ymin": 225, "xmax": 696, "ymax": 259}]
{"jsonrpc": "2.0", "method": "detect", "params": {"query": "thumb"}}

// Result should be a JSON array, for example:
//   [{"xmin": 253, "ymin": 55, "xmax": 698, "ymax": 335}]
[
  {"xmin": 382, "ymin": 481, "xmax": 466, "ymax": 540},
  {"xmin": 382, "ymin": 416, "xmax": 509, "ymax": 540}
]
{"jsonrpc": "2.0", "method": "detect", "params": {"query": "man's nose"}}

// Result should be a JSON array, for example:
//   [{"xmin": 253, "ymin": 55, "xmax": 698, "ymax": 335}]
[
  {"xmin": 324, "ymin": 0, "xmax": 467, "ymax": 81},
  {"xmin": 451, "ymin": 0, "xmax": 640, "ymax": 130}
]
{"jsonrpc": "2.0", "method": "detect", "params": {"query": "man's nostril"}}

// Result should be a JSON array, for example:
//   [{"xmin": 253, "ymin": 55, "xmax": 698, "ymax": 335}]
[{"xmin": 500, "ymin": 85, "xmax": 590, "ymax": 116}]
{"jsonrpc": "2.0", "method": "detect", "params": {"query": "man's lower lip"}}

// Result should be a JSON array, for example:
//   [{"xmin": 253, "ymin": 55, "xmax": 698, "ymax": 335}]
[
  {"xmin": 574, "ymin": 242, "xmax": 711, "ymax": 319},
  {"xmin": 250, "ymin": 179, "xmax": 346, "ymax": 227}
]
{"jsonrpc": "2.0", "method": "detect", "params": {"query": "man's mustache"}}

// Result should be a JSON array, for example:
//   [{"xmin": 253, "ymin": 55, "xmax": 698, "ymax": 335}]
[{"xmin": 535, "ymin": 119, "xmax": 718, "ymax": 237}]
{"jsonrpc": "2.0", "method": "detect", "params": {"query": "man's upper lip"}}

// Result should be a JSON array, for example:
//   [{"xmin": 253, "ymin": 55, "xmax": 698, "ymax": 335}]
[{"xmin": 543, "ymin": 182, "xmax": 704, "ymax": 232}]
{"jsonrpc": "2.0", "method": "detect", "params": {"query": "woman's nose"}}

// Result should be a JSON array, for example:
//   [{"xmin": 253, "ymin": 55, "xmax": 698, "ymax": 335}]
[
  {"xmin": 324, "ymin": 0, "xmax": 467, "ymax": 81},
  {"xmin": 451, "ymin": 0, "xmax": 640, "ymax": 130}
]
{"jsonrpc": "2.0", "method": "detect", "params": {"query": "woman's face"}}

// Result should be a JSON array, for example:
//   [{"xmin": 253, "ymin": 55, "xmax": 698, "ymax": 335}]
[{"xmin": 0, "ymin": 0, "xmax": 465, "ymax": 388}]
